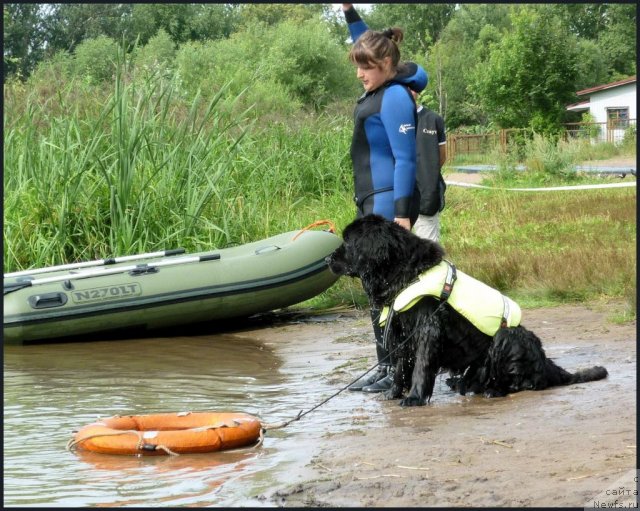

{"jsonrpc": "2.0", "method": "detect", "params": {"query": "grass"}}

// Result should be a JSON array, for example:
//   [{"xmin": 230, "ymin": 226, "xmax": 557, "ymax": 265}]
[
  {"xmin": 3, "ymin": 59, "xmax": 636, "ymax": 321},
  {"xmin": 305, "ymin": 183, "xmax": 636, "ymax": 320},
  {"xmin": 441, "ymin": 185, "xmax": 636, "ymax": 308}
]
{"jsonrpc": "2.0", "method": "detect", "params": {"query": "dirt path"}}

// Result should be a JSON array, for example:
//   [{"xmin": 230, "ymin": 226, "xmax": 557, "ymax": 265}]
[
  {"xmin": 256, "ymin": 301, "xmax": 636, "ymax": 507},
  {"xmin": 444, "ymin": 156, "xmax": 637, "ymax": 185}
]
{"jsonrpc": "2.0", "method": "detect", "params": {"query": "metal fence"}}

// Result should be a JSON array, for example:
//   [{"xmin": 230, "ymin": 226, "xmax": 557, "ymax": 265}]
[
  {"xmin": 446, "ymin": 121, "xmax": 636, "ymax": 160},
  {"xmin": 446, "ymin": 128, "xmax": 530, "ymax": 161},
  {"xmin": 563, "ymin": 119, "xmax": 636, "ymax": 145}
]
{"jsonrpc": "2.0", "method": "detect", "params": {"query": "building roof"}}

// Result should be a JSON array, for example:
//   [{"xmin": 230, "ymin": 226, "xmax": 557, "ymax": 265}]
[
  {"xmin": 577, "ymin": 75, "xmax": 636, "ymax": 96},
  {"xmin": 566, "ymin": 100, "xmax": 590, "ymax": 111}
]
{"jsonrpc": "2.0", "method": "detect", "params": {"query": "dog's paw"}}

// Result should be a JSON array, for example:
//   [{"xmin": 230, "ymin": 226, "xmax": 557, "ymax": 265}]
[
  {"xmin": 383, "ymin": 388, "xmax": 402, "ymax": 400},
  {"xmin": 484, "ymin": 388, "xmax": 505, "ymax": 398},
  {"xmin": 445, "ymin": 376, "xmax": 460, "ymax": 390},
  {"xmin": 399, "ymin": 396, "xmax": 425, "ymax": 407}
]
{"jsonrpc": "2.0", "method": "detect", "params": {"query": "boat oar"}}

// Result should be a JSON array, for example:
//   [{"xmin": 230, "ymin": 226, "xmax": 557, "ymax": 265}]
[
  {"xmin": 3, "ymin": 254, "xmax": 220, "ymax": 295},
  {"xmin": 5, "ymin": 249, "xmax": 187, "ymax": 278}
]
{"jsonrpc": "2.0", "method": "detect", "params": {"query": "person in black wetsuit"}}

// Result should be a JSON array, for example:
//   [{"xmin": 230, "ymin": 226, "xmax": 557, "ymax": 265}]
[
  {"xmin": 342, "ymin": 4, "xmax": 428, "ymax": 393},
  {"xmin": 411, "ymin": 89, "xmax": 447, "ymax": 243}
]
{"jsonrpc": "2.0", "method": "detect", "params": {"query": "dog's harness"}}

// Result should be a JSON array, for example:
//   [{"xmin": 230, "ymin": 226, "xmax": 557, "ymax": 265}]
[{"xmin": 379, "ymin": 260, "xmax": 521, "ymax": 337}]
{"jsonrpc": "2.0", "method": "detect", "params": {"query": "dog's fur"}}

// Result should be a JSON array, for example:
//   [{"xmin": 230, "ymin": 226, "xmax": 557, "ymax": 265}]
[{"xmin": 326, "ymin": 215, "xmax": 608, "ymax": 406}]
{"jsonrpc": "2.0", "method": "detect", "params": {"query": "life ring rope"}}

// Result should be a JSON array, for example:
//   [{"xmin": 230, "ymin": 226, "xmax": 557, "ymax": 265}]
[
  {"xmin": 66, "ymin": 428, "xmax": 144, "ymax": 452},
  {"xmin": 292, "ymin": 220, "xmax": 336, "ymax": 241}
]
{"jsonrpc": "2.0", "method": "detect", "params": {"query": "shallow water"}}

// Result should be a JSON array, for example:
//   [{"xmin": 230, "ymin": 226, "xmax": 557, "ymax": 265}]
[{"xmin": 3, "ymin": 323, "xmax": 384, "ymax": 507}]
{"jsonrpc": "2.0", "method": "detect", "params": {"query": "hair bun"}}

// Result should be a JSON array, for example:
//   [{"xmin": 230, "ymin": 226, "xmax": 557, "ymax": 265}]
[{"xmin": 383, "ymin": 27, "xmax": 404, "ymax": 45}]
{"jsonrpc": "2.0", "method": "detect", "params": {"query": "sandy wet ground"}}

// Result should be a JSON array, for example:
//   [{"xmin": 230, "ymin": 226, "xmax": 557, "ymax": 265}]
[{"xmin": 242, "ymin": 300, "xmax": 636, "ymax": 507}]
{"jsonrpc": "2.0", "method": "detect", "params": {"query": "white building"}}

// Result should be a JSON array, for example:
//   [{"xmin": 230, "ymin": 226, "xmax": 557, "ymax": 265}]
[{"xmin": 566, "ymin": 76, "xmax": 636, "ymax": 144}]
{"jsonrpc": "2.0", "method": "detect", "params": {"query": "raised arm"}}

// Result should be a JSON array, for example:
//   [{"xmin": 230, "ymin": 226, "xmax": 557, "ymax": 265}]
[{"xmin": 342, "ymin": 4, "xmax": 368, "ymax": 43}]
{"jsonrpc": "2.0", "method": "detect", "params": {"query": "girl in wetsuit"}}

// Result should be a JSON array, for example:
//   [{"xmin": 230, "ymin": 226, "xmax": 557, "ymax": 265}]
[
  {"xmin": 342, "ymin": 4, "xmax": 428, "ymax": 392},
  {"xmin": 343, "ymin": 4, "xmax": 427, "ymax": 229}
]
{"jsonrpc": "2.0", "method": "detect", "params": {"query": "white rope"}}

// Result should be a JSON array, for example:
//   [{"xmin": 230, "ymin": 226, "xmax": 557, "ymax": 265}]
[{"xmin": 445, "ymin": 180, "xmax": 636, "ymax": 192}]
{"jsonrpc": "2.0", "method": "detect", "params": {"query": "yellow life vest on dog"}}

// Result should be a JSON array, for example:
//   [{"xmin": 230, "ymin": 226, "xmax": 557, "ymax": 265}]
[{"xmin": 379, "ymin": 260, "xmax": 521, "ymax": 336}]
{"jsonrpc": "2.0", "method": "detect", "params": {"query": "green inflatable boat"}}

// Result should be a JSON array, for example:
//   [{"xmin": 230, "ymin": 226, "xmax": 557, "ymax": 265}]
[{"xmin": 4, "ymin": 225, "xmax": 342, "ymax": 344}]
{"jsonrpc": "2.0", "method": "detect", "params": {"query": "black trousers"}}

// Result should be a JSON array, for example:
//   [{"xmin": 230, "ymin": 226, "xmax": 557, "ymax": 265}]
[{"xmin": 370, "ymin": 308, "xmax": 391, "ymax": 367}]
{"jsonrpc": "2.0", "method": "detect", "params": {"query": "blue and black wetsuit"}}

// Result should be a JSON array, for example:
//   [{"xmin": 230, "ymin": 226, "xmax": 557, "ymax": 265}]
[
  {"xmin": 343, "ymin": 7, "xmax": 430, "ymax": 384},
  {"xmin": 345, "ymin": 6, "xmax": 428, "ymax": 223}
]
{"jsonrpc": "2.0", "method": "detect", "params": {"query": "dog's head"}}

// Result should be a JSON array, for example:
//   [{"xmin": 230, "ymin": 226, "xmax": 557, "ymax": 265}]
[{"xmin": 326, "ymin": 215, "xmax": 445, "ymax": 304}]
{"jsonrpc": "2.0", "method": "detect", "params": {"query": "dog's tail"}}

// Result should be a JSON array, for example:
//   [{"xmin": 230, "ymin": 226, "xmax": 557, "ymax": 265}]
[
  {"xmin": 545, "ymin": 359, "xmax": 608, "ymax": 386},
  {"xmin": 569, "ymin": 365, "xmax": 608, "ymax": 384}
]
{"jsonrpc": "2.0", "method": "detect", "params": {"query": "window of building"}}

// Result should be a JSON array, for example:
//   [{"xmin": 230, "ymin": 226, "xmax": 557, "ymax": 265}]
[{"xmin": 607, "ymin": 107, "xmax": 629, "ymax": 128}]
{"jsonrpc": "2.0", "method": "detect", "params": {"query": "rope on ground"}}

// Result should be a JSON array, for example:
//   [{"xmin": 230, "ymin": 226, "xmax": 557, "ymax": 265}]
[{"xmin": 445, "ymin": 180, "xmax": 636, "ymax": 192}]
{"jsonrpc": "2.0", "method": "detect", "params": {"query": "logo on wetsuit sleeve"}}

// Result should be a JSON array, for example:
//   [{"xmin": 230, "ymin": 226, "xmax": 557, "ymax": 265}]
[{"xmin": 399, "ymin": 124, "xmax": 415, "ymax": 134}]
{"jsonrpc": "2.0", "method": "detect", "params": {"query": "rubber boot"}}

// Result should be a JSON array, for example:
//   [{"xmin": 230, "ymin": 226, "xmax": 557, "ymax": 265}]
[
  {"xmin": 361, "ymin": 307, "xmax": 395, "ymax": 393},
  {"xmin": 347, "ymin": 365, "xmax": 387, "ymax": 391},
  {"xmin": 362, "ymin": 365, "xmax": 395, "ymax": 393}
]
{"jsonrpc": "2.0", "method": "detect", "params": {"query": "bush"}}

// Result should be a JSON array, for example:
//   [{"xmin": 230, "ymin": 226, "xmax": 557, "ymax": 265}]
[
  {"xmin": 73, "ymin": 35, "xmax": 119, "ymax": 84},
  {"xmin": 174, "ymin": 36, "xmax": 297, "ymax": 118},
  {"xmin": 133, "ymin": 29, "xmax": 176, "ymax": 75},
  {"xmin": 579, "ymin": 112, "xmax": 601, "ymax": 139},
  {"xmin": 264, "ymin": 19, "xmax": 356, "ymax": 110},
  {"xmin": 523, "ymin": 133, "xmax": 576, "ymax": 178},
  {"xmin": 621, "ymin": 124, "xmax": 636, "ymax": 151},
  {"xmin": 29, "ymin": 50, "xmax": 73, "ymax": 84}
]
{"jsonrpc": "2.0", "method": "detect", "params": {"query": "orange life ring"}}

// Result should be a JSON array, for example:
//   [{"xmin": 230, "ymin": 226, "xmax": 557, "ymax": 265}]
[{"xmin": 69, "ymin": 411, "xmax": 262, "ymax": 456}]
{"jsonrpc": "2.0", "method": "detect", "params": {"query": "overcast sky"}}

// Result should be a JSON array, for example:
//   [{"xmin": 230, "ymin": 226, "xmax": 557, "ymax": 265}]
[{"xmin": 331, "ymin": 4, "xmax": 373, "ymax": 13}]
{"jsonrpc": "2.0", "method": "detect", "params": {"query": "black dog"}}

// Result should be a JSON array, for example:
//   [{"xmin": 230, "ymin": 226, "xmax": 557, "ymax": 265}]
[{"xmin": 326, "ymin": 215, "xmax": 608, "ymax": 406}]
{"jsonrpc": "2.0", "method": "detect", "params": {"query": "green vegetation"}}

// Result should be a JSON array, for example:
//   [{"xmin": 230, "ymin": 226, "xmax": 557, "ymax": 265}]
[
  {"xmin": 4, "ymin": 3, "xmax": 636, "ymax": 131},
  {"xmin": 3, "ymin": 58, "xmax": 353, "ymax": 270},
  {"xmin": 309, "ymin": 179, "xmax": 636, "ymax": 319},
  {"xmin": 3, "ymin": 4, "xmax": 636, "ymax": 320}
]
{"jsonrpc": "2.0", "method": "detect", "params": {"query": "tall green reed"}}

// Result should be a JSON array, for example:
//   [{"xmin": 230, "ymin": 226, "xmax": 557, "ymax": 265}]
[
  {"xmin": 3, "ymin": 46, "xmax": 352, "ymax": 273},
  {"xmin": 3, "ymin": 50, "xmax": 251, "ymax": 270}
]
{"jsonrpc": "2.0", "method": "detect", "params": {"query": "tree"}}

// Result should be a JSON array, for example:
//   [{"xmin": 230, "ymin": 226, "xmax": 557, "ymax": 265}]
[
  {"xmin": 596, "ymin": 3, "xmax": 637, "ymax": 80},
  {"xmin": 237, "ymin": 4, "xmax": 325, "ymax": 28},
  {"xmin": 474, "ymin": 5, "xmax": 579, "ymax": 132},
  {"xmin": 553, "ymin": 3, "xmax": 636, "ymax": 82},
  {"xmin": 133, "ymin": 29, "xmax": 176, "ymax": 75},
  {"xmin": 3, "ymin": 4, "xmax": 47, "ymax": 78},
  {"xmin": 366, "ymin": 3, "xmax": 456, "ymax": 58},
  {"xmin": 552, "ymin": 4, "xmax": 610, "ymax": 40},
  {"xmin": 45, "ymin": 4, "xmax": 133, "ymax": 53},
  {"xmin": 129, "ymin": 4, "xmax": 197, "ymax": 46},
  {"xmin": 264, "ymin": 18, "xmax": 356, "ymax": 110},
  {"xmin": 574, "ymin": 38, "xmax": 609, "ymax": 91},
  {"xmin": 188, "ymin": 4, "xmax": 241, "ymax": 41},
  {"xmin": 426, "ymin": 3, "xmax": 512, "ymax": 128}
]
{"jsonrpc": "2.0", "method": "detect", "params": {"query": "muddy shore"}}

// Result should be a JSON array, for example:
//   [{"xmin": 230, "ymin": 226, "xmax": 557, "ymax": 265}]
[{"xmin": 239, "ymin": 300, "xmax": 636, "ymax": 507}]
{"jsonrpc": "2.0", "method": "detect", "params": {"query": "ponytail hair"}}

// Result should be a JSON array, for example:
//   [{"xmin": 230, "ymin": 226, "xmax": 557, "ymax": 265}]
[{"xmin": 349, "ymin": 27, "xmax": 404, "ymax": 69}]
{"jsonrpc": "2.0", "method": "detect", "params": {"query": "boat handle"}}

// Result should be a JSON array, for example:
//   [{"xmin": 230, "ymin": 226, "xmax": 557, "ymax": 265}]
[
  {"xmin": 129, "ymin": 264, "xmax": 160, "ymax": 276},
  {"xmin": 28, "ymin": 292, "xmax": 68, "ymax": 309},
  {"xmin": 255, "ymin": 245, "xmax": 281, "ymax": 255}
]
